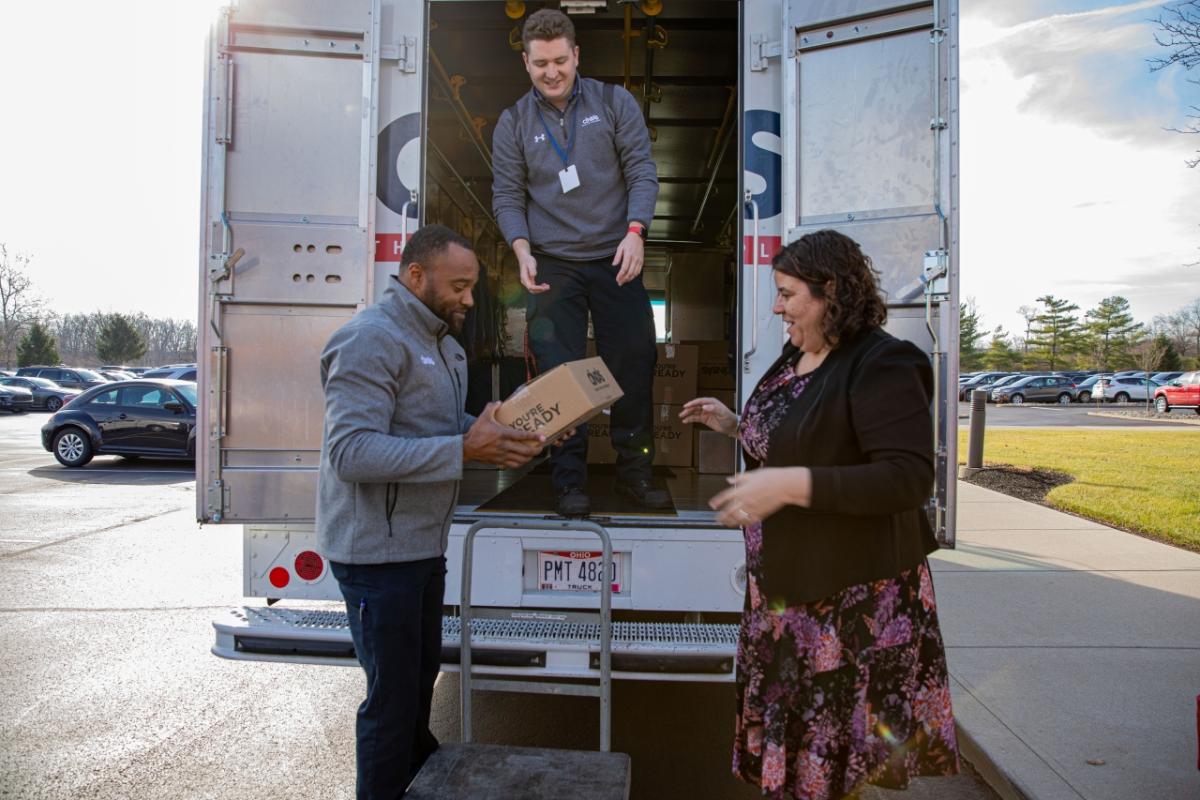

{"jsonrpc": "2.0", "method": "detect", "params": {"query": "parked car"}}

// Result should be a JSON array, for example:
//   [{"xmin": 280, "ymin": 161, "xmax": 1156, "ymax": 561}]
[
  {"xmin": 0, "ymin": 383, "xmax": 35, "ymax": 414},
  {"xmin": 0, "ymin": 368, "xmax": 15, "ymax": 377},
  {"xmin": 958, "ymin": 371, "xmax": 1010, "ymax": 398},
  {"xmin": 991, "ymin": 374, "xmax": 1076, "ymax": 405},
  {"xmin": 1153, "ymin": 371, "xmax": 1200, "ymax": 414},
  {"xmin": 141, "ymin": 365, "xmax": 197, "ymax": 381},
  {"xmin": 983, "ymin": 374, "xmax": 1026, "ymax": 401},
  {"xmin": 98, "ymin": 370, "xmax": 137, "ymax": 382},
  {"xmin": 40, "ymin": 380, "xmax": 197, "ymax": 467},
  {"xmin": 1094, "ymin": 376, "xmax": 1161, "ymax": 404},
  {"xmin": 15, "ymin": 366, "xmax": 109, "ymax": 391},
  {"xmin": 1073, "ymin": 374, "xmax": 1113, "ymax": 403},
  {"xmin": 960, "ymin": 373, "xmax": 1016, "ymax": 401},
  {"xmin": 0, "ymin": 376, "xmax": 80, "ymax": 411},
  {"xmin": 1150, "ymin": 371, "xmax": 1183, "ymax": 385}
]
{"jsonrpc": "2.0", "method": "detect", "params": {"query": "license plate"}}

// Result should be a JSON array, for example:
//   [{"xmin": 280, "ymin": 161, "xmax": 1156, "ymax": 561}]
[{"xmin": 537, "ymin": 550, "xmax": 622, "ymax": 593}]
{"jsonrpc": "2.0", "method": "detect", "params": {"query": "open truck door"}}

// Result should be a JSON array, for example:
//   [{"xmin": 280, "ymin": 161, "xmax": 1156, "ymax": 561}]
[
  {"xmin": 198, "ymin": 0, "xmax": 424, "ymax": 526},
  {"xmin": 742, "ymin": 0, "xmax": 959, "ymax": 546}
]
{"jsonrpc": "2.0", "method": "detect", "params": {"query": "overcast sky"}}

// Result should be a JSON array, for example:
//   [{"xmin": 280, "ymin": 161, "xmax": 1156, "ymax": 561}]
[{"xmin": 0, "ymin": 0, "xmax": 1196, "ymax": 339}]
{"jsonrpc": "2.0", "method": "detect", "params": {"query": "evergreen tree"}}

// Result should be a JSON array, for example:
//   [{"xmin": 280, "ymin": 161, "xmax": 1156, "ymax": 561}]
[
  {"xmin": 16, "ymin": 320, "xmax": 59, "ymax": 367},
  {"xmin": 1155, "ymin": 333, "xmax": 1183, "ymax": 371},
  {"xmin": 1028, "ymin": 295, "xmax": 1083, "ymax": 370},
  {"xmin": 1083, "ymin": 296, "xmax": 1142, "ymax": 371},
  {"xmin": 959, "ymin": 299, "xmax": 985, "ymax": 370},
  {"xmin": 981, "ymin": 327, "xmax": 1020, "ymax": 371},
  {"xmin": 95, "ymin": 314, "xmax": 147, "ymax": 364}
]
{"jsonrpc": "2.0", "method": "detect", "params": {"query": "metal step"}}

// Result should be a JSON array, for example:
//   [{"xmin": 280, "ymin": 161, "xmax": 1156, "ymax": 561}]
[{"xmin": 212, "ymin": 606, "xmax": 738, "ymax": 681}]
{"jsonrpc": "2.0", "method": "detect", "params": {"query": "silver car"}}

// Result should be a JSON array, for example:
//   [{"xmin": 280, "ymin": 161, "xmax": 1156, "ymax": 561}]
[{"xmin": 1094, "ymin": 376, "xmax": 1161, "ymax": 404}]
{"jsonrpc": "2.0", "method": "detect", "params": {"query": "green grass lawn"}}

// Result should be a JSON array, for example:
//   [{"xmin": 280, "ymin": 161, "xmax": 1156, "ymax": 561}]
[{"xmin": 957, "ymin": 428, "xmax": 1200, "ymax": 551}]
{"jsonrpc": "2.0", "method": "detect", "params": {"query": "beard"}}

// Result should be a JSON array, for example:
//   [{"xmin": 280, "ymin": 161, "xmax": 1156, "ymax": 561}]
[{"xmin": 419, "ymin": 286, "xmax": 468, "ymax": 334}]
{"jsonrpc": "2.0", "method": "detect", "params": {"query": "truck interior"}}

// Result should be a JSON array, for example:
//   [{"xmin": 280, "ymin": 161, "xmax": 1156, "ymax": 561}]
[{"xmin": 422, "ymin": 0, "xmax": 741, "ymax": 523}]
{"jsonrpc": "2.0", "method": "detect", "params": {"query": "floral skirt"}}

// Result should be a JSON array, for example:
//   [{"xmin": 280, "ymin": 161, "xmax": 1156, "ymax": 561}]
[{"xmin": 732, "ymin": 551, "xmax": 959, "ymax": 799}]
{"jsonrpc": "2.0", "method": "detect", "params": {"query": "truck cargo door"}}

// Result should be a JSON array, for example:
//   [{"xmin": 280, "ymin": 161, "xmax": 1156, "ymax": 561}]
[
  {"xmin": 773, "ymin": 0, "xmax": 960, "ymax": 545},
  {"xmin": 197, "ymin": 0, "xmax": 425, "ymax": 524}
]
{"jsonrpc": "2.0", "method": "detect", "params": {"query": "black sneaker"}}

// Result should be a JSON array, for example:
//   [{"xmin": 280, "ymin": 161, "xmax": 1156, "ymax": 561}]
[
  {"xmin": 615, "ymin": 479, "xmax": 671, "ymax": 511},
  {"xmin": 555, "ymin": 485, "xmax": 591, "ymax": 517}
]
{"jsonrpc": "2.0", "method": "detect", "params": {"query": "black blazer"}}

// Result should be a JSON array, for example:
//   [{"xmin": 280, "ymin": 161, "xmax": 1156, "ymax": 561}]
[{"xmin": 745, "ymin": 328, "xmax": 940, "ymax": 605}]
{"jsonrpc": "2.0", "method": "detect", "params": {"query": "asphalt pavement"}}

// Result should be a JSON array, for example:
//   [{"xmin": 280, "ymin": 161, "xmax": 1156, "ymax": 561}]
[
  {"xmin": 0, "ymin": 410, "xmax": 1002, "ymax": 800},
  {"xmin": 956, "ymin": 401, "xmax": 1199, "ymax": 428}
]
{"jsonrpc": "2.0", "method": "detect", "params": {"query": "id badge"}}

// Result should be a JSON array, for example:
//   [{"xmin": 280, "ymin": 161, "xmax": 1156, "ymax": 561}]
[{"xmin": 558, "ymin": 164, "xmax": 581, "ymax": 194}]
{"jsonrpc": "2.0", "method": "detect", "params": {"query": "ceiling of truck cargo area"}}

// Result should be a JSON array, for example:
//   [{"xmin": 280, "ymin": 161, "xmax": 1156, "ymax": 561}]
[{"xmin": 426, "ymin": 0, "xmax": 739, "ymax": 247}]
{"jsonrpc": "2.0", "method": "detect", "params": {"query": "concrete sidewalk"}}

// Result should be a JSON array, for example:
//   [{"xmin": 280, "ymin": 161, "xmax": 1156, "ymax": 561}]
[{"xmin": 931, "ymin": 482, "xmax": 1200, "ymax": 800}]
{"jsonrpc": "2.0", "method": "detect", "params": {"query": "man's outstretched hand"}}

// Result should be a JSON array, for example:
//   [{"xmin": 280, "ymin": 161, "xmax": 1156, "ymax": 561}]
[{"xmin": 464, "ymin": 402, "xmax": 546, "ymax": 469}]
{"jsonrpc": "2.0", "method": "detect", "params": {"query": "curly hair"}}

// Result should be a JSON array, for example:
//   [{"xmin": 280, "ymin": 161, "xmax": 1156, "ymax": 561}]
[
  {"xmin": 522, "ymin": 9, "xmax": 576, "ymax": 50},
  {"xmin": 771, "ymin": 229, "xmax": 887, "ymax": 347}
]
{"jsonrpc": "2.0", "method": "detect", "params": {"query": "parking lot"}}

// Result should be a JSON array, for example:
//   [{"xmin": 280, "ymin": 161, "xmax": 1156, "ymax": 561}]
[
  {"xmin": 957, "ymin": 400, "xmax": 1199, "ymax": 428},
  {"xmin": 0, "ymin": 409, "xmax": 1001, "ymax": 800}
]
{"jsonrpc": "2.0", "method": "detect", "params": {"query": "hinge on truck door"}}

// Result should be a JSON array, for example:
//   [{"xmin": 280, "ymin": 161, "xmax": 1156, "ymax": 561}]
[
  {"xmin": 750, "ymin": 34, "xmax": 781, "ymax": 72},
  {"xmin": 208, "ymin": 482, "xmax": 229, "ymax": 525},
  {"xmin": 922, "ymin": 250, "xmax": 950, "ymax": 300},
  {"xmin": 381, "ymin": 36, "xmax": 417, "ymax": 73}
]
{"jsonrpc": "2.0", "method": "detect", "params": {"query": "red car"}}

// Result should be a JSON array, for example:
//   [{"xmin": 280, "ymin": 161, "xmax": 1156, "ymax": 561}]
[{"xmin": 1153, "ymin": 371, "xmax": 1200, "ymax": 414}]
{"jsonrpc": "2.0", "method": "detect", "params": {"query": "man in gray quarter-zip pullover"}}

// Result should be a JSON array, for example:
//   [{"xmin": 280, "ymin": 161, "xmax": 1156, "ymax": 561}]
[
  {"xmin": 492, "ymin": 8, "xmax": 669, "ymax": 517},
  {"xmin": 317, "ymin": 224, "xmax": 544, "ymax": 800}
]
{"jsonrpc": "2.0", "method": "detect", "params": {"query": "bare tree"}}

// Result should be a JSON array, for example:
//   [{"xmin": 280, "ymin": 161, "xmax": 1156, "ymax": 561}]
[
  {"xmin": 1131, "ymin": 333, "xmax": 1169, "ymax": 412},
  {"xmin": 1017, "ymin": 304, "xmax": 1038, "ymax": 356},
  {"xmin": 1151, "ymin": 0, "xmax": 1200, "ymax": 168},
  {"xmin": 0, "ymin": 244, "xmax": 46, "ymax": 368}
]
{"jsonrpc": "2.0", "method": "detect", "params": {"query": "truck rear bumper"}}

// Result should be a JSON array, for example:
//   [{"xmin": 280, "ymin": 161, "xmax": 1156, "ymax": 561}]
[{"xmin": 213, "ymin": 606, "xmax": 738, "ymax": 682}]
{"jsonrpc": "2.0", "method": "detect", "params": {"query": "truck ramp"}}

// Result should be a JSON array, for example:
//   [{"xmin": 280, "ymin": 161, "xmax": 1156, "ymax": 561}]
[{"xmin": 212, "ymin": 606, "xmax": 738, "ymax": 681}]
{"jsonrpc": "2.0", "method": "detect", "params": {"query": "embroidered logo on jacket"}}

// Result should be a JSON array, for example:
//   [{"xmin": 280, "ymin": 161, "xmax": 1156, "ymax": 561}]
[
  {"xmin": 420, "ymin": 356, "xmax": 436, "ymax": 366},
  {"xmin": 534, "ymin": 133, "xmax": 546, "ymax": 144},
  {"xmin": 581, "ymin": 114, "xmax": 601, "ymax": 127}
]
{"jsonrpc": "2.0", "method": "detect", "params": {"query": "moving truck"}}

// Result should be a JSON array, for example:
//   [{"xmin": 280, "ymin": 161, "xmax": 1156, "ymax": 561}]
[{"xmin": 204, "ymin": 0, "xmax": 959, "ymax": 681}]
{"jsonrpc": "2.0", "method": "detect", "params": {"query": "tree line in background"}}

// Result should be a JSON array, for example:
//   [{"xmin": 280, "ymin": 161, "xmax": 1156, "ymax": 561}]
[
  {"xmin": 960, "ymin": 294, "xmax": 1200, "ymax": 374},
  {"xmin": 1, "ymin": 244, "xmax": 196, "ymax": 369}
]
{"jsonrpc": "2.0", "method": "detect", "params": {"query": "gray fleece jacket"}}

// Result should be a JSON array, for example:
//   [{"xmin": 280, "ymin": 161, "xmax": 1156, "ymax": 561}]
[
  {"xmin": 492, "ymin": 77, "xmax": 658, "ymax": 261},
  {"xmin": 316, "ymin": 278, "xmax": 475, "ymax": 565}
]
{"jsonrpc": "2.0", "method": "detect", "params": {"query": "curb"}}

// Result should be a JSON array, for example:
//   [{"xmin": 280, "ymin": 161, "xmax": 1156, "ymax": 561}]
[
  {"xmin": 1086, "ymin": 411, "xmax": 1200, "ymax": 427},
  {"xmin": 949, "ymin": 674, "xmax": 1086, "ymax": 800}
]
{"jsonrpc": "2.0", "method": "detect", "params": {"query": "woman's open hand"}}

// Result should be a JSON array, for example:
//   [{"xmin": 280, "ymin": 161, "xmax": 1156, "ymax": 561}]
[
  {"xmin": 709, "ymin": 467, "xmax": 812, "ymax": 527},
  {"xmin": 680, "ymin": 397, "xmax": 739, "ymax": 437}
]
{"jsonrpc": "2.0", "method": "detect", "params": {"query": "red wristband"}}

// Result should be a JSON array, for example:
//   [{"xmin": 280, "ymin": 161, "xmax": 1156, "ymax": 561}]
[{"xmin": 628, "ymin": 224, "xmax": 647, "ymax": 240}]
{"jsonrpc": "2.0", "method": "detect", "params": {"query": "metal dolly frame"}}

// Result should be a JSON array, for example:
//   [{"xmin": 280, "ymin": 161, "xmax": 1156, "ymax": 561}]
[{"xmin": 460, "ymin": 517, "xmax": 615, "ymax": 751}]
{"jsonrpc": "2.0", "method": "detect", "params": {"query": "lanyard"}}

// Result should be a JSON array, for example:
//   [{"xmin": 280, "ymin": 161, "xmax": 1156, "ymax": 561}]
[{"xmin": 536, "ymin": 101, "xmax": 579, "ymax": 168}]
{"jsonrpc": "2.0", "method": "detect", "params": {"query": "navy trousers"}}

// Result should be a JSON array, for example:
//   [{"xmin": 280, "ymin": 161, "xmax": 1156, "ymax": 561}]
[
  {"xmin": 331, "ymin": 557, "xmax": 446, "ymax": 800},
  {"xmin": 526, "ymin": 253, "xmax": 658, "ymax": 489}
]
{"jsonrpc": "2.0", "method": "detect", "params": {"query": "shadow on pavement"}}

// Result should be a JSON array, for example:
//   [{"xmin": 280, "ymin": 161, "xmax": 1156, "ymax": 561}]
[{"xmin": 28, "ymin": 458, "xmax": 195, "ymax": 486}]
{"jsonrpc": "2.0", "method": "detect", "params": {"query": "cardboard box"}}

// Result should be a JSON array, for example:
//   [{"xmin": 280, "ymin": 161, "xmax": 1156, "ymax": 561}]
[
  {"xmin": 697, "ymin": 430, "xmax": 737, "ymax": 474},
  {"xmin": 654, "ymin": 343, "xmax": 698, "ymax": 405},
  {"xmin": 496, "ymin": 357, "xmax": 623, "ymax": 441},
  {"xmin": 587, "ymin": 405, "xmax": 693, "ymax": 468},
  {"xmin": 586, "ymin": 411, "xmax": 618, "ymax": 464},
  {"xmin": 652, "ymin": 404, "xmax": 693, "ymax": 467},
  {"xmin": 708, "ymin": 389, "xmax": 736, "ymax": 411},
  {"xmin": 667, "ymin": 253, "xmax": 727, "ymax": 342},
  {"xmin": 688, "ymin": 340, "xmax": 736, "ymax": 390}
]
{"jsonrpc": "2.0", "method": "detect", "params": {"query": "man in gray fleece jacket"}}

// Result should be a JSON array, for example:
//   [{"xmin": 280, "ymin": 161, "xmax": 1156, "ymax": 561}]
[
  {"xmin": 492, "ymin": 8, "xmax": 669, "ymax": 517},
  {"xmin": 317, "ymin": 224, "xmax": 543, "ymax": 799}
]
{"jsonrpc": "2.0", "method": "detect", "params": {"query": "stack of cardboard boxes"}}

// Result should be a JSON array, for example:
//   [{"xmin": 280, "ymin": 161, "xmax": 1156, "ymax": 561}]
[
  {"xmin": 587, "ymin": 342, "xmax": 695, "ymax": 466},
  {"xmin": 584, "ymin": 341, "xmax": 735, "ymax": 472},
  {"xmin": 690, "ymin": 341, "xmax": 737, "ymax": 474}
]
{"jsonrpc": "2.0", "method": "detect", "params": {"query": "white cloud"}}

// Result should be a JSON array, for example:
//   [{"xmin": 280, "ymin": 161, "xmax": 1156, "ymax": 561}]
[{"xmin": 960, "ymin": 1, "xmax": 1200, "ymax": 335}]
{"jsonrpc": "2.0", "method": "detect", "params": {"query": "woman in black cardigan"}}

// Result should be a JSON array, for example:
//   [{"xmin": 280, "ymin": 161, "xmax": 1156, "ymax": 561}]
[{"xmin": 681, "ymin": 230, "xmax": 958, "ymax": 799}]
